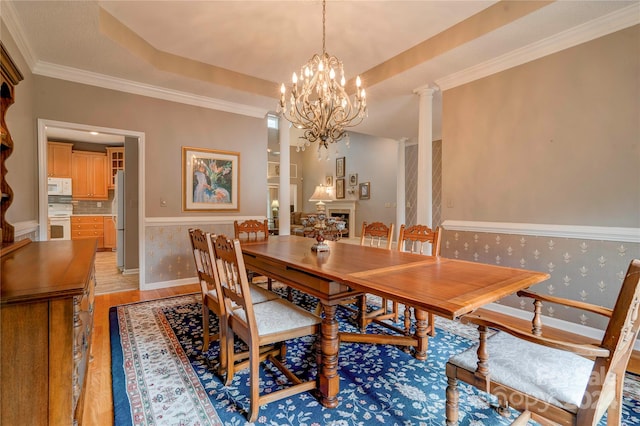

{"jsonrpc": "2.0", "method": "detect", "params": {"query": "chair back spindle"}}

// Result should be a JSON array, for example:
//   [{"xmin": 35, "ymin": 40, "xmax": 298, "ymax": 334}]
[
  {"xmin": 360, "ymin": 221, "xmax": 394, "ymax": 249},
  {"xmin": 397, "ymin": 224, "xmax": 441, "ymax": 256},
  {"xmin": 234, "ymin": 219, "xmax": 269, "ymax": 241}
]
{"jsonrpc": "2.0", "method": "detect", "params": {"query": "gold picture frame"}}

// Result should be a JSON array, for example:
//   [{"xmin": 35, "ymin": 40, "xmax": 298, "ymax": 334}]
[{"xmin": 182, "ymin": 146, "xmax": 239, "ymax": 211}]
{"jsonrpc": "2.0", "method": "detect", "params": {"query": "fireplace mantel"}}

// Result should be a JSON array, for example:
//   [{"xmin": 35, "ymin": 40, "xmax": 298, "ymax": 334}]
[{"xmin": 327, "ymin": 200, "xmax": 357, "ymax": 237}]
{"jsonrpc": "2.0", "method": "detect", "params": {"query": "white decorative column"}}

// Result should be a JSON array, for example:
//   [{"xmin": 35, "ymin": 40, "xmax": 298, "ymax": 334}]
[
  {"xmin": 413, "ymin": 85, "xmax": 437, "ymax": 227},
  {"xmin": 278, "ymin": 115, "xmax": 291, "ymax": 235},
  {"xmin": 396, "ymin": 138, "xmax": 407, "ymax": 239}
]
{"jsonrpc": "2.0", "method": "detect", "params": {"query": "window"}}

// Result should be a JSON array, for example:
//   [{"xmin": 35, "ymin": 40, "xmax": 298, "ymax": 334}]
[{"xmin": 267, "ymin": 114, "xmax": 279, "ymax": 129}]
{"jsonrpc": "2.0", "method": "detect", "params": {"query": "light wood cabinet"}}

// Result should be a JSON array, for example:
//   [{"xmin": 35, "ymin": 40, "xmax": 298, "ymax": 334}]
[
  {"xmin": 106, "ymin": 147, "xmax": 125, "ymax": 189},
  {"xmin": 72, "ymin": 216, "xmax": 104, "ymax": 249},
  {"xmin": 47, "ymin": 141, "xmax": 73, "ymax": 178},
  {"xmin": 103, "ymin": 216, "xmax": 116, "ymax": 249},
  {"xmin": 71, "ymin": 151, "xmax": 108, "ymax": 200},
  {"xmin": 1, "ymin": 239, "xmax": 97, "ymax": 425}
]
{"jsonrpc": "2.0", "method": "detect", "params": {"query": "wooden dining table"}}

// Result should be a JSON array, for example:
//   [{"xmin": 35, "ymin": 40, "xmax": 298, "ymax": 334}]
[{"xmin": 240, "ymin": 235, "xmax": 549, "ymax": 408}]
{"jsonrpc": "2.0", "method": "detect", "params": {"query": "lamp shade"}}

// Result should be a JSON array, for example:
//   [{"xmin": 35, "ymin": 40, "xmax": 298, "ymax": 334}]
[
  {"xmin": 271, "ymin": 199, "xmax": 279, "ymax": 209},
  {"xmin": 309, "ymin": 185, "xmax": 333, "ymax": 202}
]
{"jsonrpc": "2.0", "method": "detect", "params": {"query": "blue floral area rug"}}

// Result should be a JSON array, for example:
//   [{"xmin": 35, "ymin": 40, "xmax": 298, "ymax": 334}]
[{"xmin": 110, "ymin": 290, "xmax": 640, "ymax": 425}]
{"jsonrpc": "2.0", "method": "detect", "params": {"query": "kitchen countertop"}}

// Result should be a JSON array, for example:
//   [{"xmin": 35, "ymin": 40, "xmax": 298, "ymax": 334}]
[{"xmin": 72, "ymin": 213, "xmax": 116, "ymax": 217}]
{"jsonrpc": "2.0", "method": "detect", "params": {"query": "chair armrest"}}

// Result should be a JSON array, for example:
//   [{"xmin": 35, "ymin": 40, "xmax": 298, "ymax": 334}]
[
  {"xmin": 460, "ymin": 312, "xmax": 610, "ymax": 358},
  {"xmin": 517, "ymin": 290, "xmax": 613, "ymax": 318}
]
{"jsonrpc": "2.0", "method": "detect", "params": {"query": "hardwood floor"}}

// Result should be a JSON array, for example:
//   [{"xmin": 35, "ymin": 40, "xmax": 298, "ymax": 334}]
[{"xmin": 82, "ymin": 283, "xmax": 200, "ymax": 425}]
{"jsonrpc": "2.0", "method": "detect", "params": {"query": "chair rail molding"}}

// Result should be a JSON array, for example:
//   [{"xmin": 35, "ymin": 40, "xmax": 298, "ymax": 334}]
[
  {"xmin": 442, "ymin": 220, "xmax": 640, "ymax": 243},
  {"xmin": 145, "ymin": 216, "xmax": 266, "ymax": 227}
]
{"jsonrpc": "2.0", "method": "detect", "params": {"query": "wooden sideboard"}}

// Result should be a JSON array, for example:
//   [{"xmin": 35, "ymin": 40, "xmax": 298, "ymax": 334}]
[{"xmin": 1, "ymin": 239, "xmax": 97, "ymax": 425}]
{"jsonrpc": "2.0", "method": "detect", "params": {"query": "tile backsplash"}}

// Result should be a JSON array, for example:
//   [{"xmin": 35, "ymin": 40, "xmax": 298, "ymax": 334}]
[{"xmin": 72, "ymin": 190, "xmax": 115, "ymax": 215}]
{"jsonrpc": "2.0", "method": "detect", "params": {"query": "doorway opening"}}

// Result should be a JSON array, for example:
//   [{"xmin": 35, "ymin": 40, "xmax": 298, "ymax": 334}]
[{"xmin": 37, "ymin": 119, "xmax": 145, "ymax": 286}]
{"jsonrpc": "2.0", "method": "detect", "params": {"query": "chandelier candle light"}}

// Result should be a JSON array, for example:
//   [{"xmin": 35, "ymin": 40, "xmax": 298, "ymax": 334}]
[{"xmin": 279, "ymin": 0, "xmax": 367, "ymax": 157}]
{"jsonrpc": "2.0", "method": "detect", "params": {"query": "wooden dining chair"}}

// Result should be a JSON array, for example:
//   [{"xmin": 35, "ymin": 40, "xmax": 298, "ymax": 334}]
[
  {"xmin": 188, "ymin": 228, "xmax": 277, "ymax": 357},
  {"xmin": 397, "ymin": 224, "xmax": 441, "ymax": 337},
  {"xmin": 233, "ymin": 219, "xmax": 274, "ymax": 289},
  {"xmin": 445, "ymin": 258, "xmax": 640, "ymax": 426},
  {"xmin": 211, "ymin": 234, "xmax": 322, "ymax": 422},
  {"xmin": 354, "ymin": 221, "xmax": 395, "ymax": 331}
]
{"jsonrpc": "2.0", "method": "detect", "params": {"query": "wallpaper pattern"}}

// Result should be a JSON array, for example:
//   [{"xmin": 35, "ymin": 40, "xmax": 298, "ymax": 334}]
[
  {"xmin": 145, "ymin": 223, "xmax": 235, "ymax": 285},
  {"xmin": 439, "ymin": 229, "xmax": 640, "ymax": 331},
  {"xmin": 404, "ymin": 140, "xmax": 442, "ymax": 228}
]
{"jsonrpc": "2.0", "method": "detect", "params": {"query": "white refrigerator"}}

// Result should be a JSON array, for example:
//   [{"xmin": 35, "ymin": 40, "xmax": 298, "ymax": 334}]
[{"xmin": 115, "ymin": 170, "xmax": 125, "ymax": 270}]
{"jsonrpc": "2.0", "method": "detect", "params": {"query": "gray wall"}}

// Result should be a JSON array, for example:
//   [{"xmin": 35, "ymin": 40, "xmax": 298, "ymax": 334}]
[
  {"xmin": 33, "ymin": 76, "xmax": 268, "ymax": 218},
  {"xmin": 442, "ymin": 25, "xmax": 639, "ymax": 228},
  {"xmin": 439, "ymin": 25, "xmax": 640, "ymax": 330}
]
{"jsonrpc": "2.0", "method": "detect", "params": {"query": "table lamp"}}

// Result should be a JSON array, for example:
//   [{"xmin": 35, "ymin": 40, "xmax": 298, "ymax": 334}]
[
  {"xmin": 309, "ymin": 184, "xmax": 332, "ymax": 213},
  {"xmin": 271, "ymin": 199, "xmax": 279, "ymax": 218},
  {"xmin": 308, "ymin": 185, "xmax": 333, "ymax": 252}
]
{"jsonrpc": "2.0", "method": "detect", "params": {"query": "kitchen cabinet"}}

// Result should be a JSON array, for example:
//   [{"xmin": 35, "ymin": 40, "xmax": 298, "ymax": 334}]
[
  {"xmin": 1, "ymin": 239, "xmax": 96, "ymax": 425},
  {"xmin": 71, "ymin": 151, "xmax": 108, "ymax": 200},
  {"xmin": 47, "ymin": 141, "xmax": 73, "ymax": 178},
  {"xmin": 103, "ymin": 216, "xmax": 116, "ymax": 250},
  {"xmin": 72, "ymin": 216, "xmax": 104, "ymax": 249},
  {"xmin": 106, "ymin": 147, "xmax": 125, "ymax": 189}
]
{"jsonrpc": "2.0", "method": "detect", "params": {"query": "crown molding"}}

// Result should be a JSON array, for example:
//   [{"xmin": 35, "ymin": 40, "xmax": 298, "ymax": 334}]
[
  {"xmin": 32, "ymin": 61, "xmax": 269, "ymax": 119},
  {"xmin": 1, "ymin": 0, "xmax": 37, "ymax": 69},
  {"xmin": 436, "ymin": 3, "xmax": 640, "ymax": 91},
  {"xmin": 3, "ymin": 1, "xmax": 269, "ymax": 119}
]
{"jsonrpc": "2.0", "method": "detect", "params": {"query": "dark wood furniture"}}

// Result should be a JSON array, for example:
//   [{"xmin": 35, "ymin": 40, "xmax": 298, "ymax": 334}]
[
  {"xmin": 1, "ymin": 239, "xmax": 97, "ymax": 425},
  {"xmin": 445, "ymin": 259, "xmax": 640, "ymax": 426},
  {"xmin": 240, "ymin": 235, "xmax": 550, "ymax": 409},
  {"xmin": 1, "ymin": 42, "xmax": 24, "ymax": 245}
]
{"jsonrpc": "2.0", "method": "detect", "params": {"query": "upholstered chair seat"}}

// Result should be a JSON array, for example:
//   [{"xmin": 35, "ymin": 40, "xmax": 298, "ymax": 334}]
[{"xmin": 449, "ymin": 331, "xmax": 594, "ymax": 413}]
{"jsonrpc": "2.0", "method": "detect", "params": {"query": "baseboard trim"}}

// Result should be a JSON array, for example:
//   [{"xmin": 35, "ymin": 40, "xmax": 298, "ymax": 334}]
[{"xmin": 141, "ymin": 277, "xmax": 197, "ymax": 291}]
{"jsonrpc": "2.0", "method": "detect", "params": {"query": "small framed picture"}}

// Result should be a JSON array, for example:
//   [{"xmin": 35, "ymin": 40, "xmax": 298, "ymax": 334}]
[
  {"xmin": 326, "ymin": 175, "xmax": 333, "ymax": 187},
  {"xmin": 336, "ymin": 178, "xmax": 345, "ymax": 199},
  {"xmin": 348, "ymin": 173, "xmax": 358, "ymax": 186},
  {"xmin": 336, "ymin": 157, "xmax": 345, "ymax": 177},
  {"xmin": 359, "ymin": 182, "xmax": 370, "ymax": 200}
]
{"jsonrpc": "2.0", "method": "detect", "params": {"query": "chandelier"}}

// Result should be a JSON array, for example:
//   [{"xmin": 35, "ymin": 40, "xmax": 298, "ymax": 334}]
[{"xmin": 278, "ymin": 0, "xmax": 367, "ymax": 155}]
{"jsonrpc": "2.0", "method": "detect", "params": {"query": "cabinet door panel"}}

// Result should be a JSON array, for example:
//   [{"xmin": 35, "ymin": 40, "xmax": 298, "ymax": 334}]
[
  {"xmin": 72, "ymin": 152, "xmax": 108, "ymax": 200},
  {"xmin": 91, "ymin": 155, "xmax": 108, "ymax": 199},
  {"xmin": 48, "ymin": 142, "xmax": 73, "ymax": 178},
  {"xmin": 71, "ymin": 153, "xmax": 91, "ymax": 198}
]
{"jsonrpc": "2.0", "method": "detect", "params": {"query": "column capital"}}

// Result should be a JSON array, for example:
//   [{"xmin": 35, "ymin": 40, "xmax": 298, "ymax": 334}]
[{"xmin": 413, "ymin": 84, "xmax": 439, "ymax": 97}]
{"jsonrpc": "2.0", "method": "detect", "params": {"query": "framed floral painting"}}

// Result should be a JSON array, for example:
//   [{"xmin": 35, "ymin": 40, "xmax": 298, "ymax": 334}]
[{"xmin": 182, "ymin": 146, "xmax": 239, "ymax": 211}]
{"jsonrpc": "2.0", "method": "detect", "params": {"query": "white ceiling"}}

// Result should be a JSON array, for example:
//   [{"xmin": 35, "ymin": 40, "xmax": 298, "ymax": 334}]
[{"xmin": 4, "ymin": 1, "xmax": 638, "ymax": 144}]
